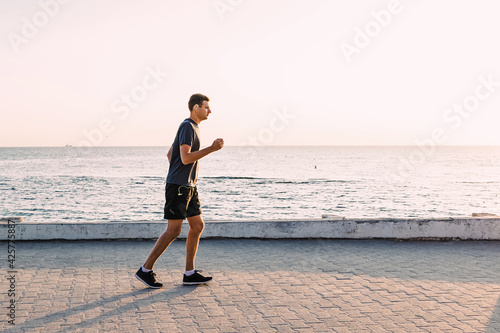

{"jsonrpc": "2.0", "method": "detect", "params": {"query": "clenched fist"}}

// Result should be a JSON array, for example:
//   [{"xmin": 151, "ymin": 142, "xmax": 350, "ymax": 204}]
[{"xmin": 211, "ymin": 138, "xmax": 224, "ymax": 151}]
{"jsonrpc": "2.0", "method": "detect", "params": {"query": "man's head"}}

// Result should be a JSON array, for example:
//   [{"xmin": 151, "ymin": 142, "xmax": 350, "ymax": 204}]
[
  {"xmin": 188, "ymin": 93, "xmax": 211, "ymax": 123},
  {"xmin": 188, "ymin": 93, "xmax": 209, "ymax": 112}
]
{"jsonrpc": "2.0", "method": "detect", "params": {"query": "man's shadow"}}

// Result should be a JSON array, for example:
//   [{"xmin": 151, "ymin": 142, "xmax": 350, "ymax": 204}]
[
  {"xmin": 4, "ymin": 285, "xmax": 199, "ymax": 332},
  {"xmin": 487, "ymin": 299, "xmax": 500, "ymax": 332}
]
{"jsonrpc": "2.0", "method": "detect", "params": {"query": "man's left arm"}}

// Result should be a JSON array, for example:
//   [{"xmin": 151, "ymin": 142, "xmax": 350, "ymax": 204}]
[
  {"xmin": 167, "ymin": 146, "xmax": 173, "ymax": 163},
  {"xmin": 179, "ymin": 139, "xmax": 224, "ymax": 165}
]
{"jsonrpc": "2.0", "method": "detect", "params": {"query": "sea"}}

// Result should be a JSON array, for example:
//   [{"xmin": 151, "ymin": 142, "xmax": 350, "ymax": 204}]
[{"xmin": 0, "ymin": 146, "xmax": 499, "ymax": 222}]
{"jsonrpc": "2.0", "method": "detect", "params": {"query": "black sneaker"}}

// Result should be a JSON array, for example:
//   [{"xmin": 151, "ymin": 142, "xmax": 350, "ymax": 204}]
[
  {"xmin": 183, "ymin": 270, "xmax": 212, "ymax": 285},
  {"xmin": 135, "ymin": 268, "xmax": 163, "ymax": 289}
]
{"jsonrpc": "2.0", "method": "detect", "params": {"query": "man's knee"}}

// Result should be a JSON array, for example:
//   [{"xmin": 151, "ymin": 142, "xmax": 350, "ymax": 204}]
[
  {"xmin": 170, "ymin": 227, "xmax": 182, "ymax": 238},
  {"xmin": 189, "ymin": 218, "xmax": 204, "ymax": 234},
  {"xmin": 167, "ymin": 220, "xmax": 183, "ymax": 238}
]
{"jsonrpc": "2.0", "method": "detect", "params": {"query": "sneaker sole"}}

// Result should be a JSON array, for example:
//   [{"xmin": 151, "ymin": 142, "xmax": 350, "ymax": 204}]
[
  {"xmin": 135, "ymin": 273, "xmax": 163, "ymax": 289},
  {"xmin": 182, "ymin": 280, "xmax": 212, "ymax": 286}
]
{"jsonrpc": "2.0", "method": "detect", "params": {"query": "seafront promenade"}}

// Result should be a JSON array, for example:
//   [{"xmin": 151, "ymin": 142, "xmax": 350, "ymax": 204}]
[{"xmin": 2, "ymin": 237, "xmax": 500, "ymax": 332}]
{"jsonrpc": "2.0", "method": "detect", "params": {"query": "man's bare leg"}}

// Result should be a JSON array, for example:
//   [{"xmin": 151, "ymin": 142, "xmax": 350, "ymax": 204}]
[
  {"xmin": 182, "ymin": 214, "xmax": 212, "ymax": 285},
  {"xmin": 185, "ymin": 214, "xmax": 204, "ymax": 271},
  {"xmin": 143, "ymin": 219, "xmax": 183, "ymax": 270}
]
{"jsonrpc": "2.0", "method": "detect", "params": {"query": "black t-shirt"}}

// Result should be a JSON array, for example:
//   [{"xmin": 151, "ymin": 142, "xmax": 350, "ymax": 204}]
[{"xmin": 166, "ymin": 118, "xmax": 200, "ymax": 186}]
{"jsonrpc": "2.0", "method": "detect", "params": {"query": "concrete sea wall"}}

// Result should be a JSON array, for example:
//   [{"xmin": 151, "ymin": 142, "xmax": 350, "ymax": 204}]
[{"xmin": 1, "ymin": 215, "xmax": 500, "ymax": 240}]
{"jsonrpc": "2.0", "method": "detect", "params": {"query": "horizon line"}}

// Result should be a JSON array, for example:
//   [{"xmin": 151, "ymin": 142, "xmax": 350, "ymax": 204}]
[{"xmin": 1, "ymin": 144, "xmax": 500, "ymax": 148}]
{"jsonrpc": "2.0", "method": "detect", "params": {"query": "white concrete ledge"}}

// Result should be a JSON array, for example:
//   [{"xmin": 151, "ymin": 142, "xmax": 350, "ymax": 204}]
[{"xmin": 1, "ymin": 216, "xmax": 500, "ymax": 240}]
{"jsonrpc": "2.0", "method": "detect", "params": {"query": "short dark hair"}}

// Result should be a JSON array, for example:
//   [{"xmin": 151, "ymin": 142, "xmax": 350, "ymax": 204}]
[{"xmin": 188, "ymin": 93, "xmax": 209, "ymax": 111}]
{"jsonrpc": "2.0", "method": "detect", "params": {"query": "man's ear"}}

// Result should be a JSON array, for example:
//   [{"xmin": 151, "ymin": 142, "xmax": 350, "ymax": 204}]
[{"xmin": 193, "ymin": 104, "xmax": 199, "ymax": 111}]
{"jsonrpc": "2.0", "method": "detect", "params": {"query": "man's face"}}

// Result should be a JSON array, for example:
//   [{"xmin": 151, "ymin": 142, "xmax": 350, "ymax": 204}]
[{"xmin": 196, "ymin": 100, "xmax": 211, "ymax": 120}]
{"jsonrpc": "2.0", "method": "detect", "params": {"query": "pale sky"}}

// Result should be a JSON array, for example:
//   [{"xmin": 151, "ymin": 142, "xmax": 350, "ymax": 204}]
[{"xmin": 1, "ymin": 0, "xmax": 500, "ymax": 147}]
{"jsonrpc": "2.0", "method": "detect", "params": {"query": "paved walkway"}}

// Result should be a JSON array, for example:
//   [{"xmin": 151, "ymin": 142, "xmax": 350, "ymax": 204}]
[{"xmin": 2, "ymin": 239, "xmax": 500, "ymax": 332}]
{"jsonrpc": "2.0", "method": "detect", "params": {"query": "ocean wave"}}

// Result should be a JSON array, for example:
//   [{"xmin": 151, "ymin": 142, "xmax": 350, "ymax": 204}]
[
  {"xmin": 201, "ymin": 176, "xmax": 266, "ymax": 180},
  {"xmin": 201, "ymin": 176, "xmax": 353, "ymax": 184},
  {"xmin": 456, "ymin": 181, "xmax": 499, "ymax": 184}
]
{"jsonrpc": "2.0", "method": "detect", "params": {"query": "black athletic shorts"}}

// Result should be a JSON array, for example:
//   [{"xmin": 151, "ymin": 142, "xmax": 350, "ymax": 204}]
[{"xmin": 163, "ymin": 183, "xmax": 202, "ymax": 219}]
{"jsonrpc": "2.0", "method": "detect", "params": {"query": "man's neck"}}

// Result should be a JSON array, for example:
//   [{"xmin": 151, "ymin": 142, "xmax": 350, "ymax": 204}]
[{"xmin": 189, "ymin": 115, "xmax": 201, "ymax": 125}]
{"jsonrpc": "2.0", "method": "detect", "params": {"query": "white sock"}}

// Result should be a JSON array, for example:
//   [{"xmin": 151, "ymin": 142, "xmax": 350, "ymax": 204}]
[
  {"xmin": 142, "ymin": 266, "xmax": 152, "ymax": 273},
  {"xmin": 185, "ymin": 269, "xmax": 195, "ymax": 276}
]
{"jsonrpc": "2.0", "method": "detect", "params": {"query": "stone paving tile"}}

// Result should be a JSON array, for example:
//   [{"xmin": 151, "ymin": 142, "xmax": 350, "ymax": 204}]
[{"xmin": 1, "ymin": 239, "xmax": 500, "ymax": 332}]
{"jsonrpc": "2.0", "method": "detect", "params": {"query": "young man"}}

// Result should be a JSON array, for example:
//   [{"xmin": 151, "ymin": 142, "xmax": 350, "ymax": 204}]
[{"xmin": 135, "ymin": 93, "xmax": 224, "ymax": 288}]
